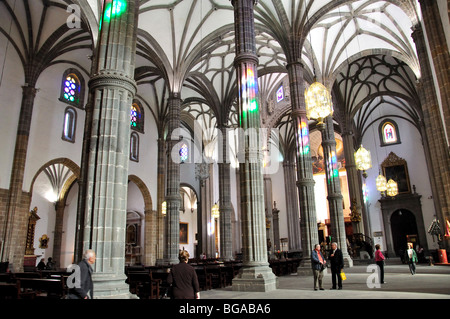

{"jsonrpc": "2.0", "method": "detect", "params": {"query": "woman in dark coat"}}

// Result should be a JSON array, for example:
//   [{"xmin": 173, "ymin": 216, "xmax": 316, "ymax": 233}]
[{"xmin": 167, "ymin": 250, "xmax": 200, "ymax": 299}]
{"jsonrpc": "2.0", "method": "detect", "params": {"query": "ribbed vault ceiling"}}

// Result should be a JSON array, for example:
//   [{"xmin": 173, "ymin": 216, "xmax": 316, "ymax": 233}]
[{"xmin": 0, "ymin": 0, "xmax": 423, "ymax": 156}]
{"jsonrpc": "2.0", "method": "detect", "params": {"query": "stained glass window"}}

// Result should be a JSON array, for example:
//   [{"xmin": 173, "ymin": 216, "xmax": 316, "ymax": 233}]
[
  {"xmin": 130, "ymin": 132, "xmax": 139, "ymax": 162},
  {"xmin": 62, "ymin": 107, "xmax": 76, "ymax": 142},
  {"xmin": 63, "ymin": 75, "xmax": 79, "ymax": 103},
  {"xmin": 60, "ymin": 69, "xmax": 84, "ymax": 108},
  {"xmin": 130, "ymin": 102, "xmax": 144, "ymax": 132},
  {"xmin": 276, "ymin": 86, "xmax": 284, "ymax": 102},
  {"xmin": 180, "ymin": 143, "xmax": 189, "ymax": 163},
  {"xmin": 379, "ymin": 119, "xmax": 400, "ymax": 146}
]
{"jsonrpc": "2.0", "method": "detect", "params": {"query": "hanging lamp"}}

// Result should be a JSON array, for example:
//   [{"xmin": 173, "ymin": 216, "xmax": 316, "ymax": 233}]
[
  {"xmin": 376, "ymin": 174, "xmax": 387, "ymax": 192},
  {"xmin": 386, "ymin": 179, "xmax": 398, "ymax": 197},
  {"xmin": 354, "ymin": 145, "xmax": 372, "ymax": 171},
  {"xmin": 305, "ymin": 80, "xmax": 334, "ymax": 124}
]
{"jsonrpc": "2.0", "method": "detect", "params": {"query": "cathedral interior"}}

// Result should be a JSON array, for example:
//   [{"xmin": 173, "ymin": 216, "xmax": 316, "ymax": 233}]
[{"xmin": 0, "ymin": 0, "xmax": 449, "ymax": 298}]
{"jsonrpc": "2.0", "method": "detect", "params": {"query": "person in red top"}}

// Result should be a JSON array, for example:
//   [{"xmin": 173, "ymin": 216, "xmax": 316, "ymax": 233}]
[{"xmin": 375, "ymin": 244, "xmax": 386, "ymax": 284}]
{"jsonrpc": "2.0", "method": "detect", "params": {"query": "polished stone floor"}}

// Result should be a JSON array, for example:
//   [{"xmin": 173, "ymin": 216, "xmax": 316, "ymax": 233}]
[{"xmin": 200, "ymin": 260, "xmax": 450, "ymax": 299}]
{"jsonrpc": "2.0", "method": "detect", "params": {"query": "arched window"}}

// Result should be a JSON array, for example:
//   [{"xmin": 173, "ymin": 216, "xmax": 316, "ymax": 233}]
[
  {"xmin": 180, "ymin": 143, "xmax": 189, "ymax": 163},
  {"xmin": 60, "ymin": 69, "xmax": 85, "ymax": 108},
  {"xmin": 130, "ymin": 101, "xmax": 144, "ymax": 133},
  {"xmin": 379, "ymin": 119, "xmax": 401, "ymax": 146},
  {"xmin": 62, "ymin": 107, "xmax": 77, "ymax": 143},
  {"xmin": 130, "ymin": 132, "xmax": 139, "ymax": 162}
]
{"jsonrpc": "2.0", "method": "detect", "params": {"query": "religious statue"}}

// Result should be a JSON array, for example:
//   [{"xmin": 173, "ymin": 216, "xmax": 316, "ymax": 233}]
[{"xmin": 349, "ymin": 199, "xmax": 361, "ymax": 222}]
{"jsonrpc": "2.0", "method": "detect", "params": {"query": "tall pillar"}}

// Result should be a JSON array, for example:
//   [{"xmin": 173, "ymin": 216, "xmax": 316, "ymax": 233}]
[
  {"xmin": 272, "ymin": 202, "xmax": 280, "ymax": 253},
  {"xmin": 156, "ymin": 138, "xmax": 166, "ymax": 261},
  {"xmin": 282, "ymin": 160, "xmax": 302, "ymax": 253},
  {"xmin": 319, "ymin": 116, "xmax": 352, "ymax": 267},
  {"xmin": 218, "ymin": 125, "xmax": 233, "ymax": 261},
  {"xmin": 163, "ymin": 94, "xmax": 182, "ymax": 265},
  {"xmin": 342, "ymin": 130, "xmax": 365, "ymax": 235},
  {"xmin": 263, "ymin": 177, "xmax": 275, "ymax": 259},
  {"xmin": 286, "ymin": 61, "xmax": 318, "ymax": 274},
  {"xmin": 412, "ymin": 24, "xmax": 450, "ymax": 250},
  {"xmin": 1, "ymin": 85, "xmax": 37, "ymax": 270},
  {"xmin": 418, "ymin": 0, "xmax": 450, "ymax": 139},
  {"xmin": 83, "ymin": 0, "xmax": 139, "ymax": 298},
  {"xmin": 52, "ymin": 199, "xmax": 66, "ymax": 269},
  {"xmin": 231, "ymin": 0, "xmax": 277, "ymax": 292}
]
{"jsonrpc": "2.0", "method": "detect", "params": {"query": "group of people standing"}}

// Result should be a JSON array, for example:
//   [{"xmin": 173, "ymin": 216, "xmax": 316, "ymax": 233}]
[
  {"xmin": 311, "ymin": 241, "xmax": 419, "ymax": 291},
  {"xmin": 67, "ymin": 242, "xmax": 420, "ymax": 299},
  {"xmin": 311, "ymin": 242, "xmax": 345, "ymax": 291}
]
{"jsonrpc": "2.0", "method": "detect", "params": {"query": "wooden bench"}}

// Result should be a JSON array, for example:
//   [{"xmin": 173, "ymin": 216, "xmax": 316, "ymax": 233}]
[
  {"xmin": 18, "ymin": 278, "xmax": 66, "ymax": 299},
  {"xmin": 0, "ymin": 282, "xmax": 20, "ymax": 299},
  {"xmin": 194, "ymin": 266, "xmax": 212, "ymax": 291},
  {"xmin": 126, "ymin": 271, "xmax": 160, "ymax": 299}
]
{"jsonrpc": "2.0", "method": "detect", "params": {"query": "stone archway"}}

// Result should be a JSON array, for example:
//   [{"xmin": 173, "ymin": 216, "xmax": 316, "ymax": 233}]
[{"xmin": 390, "ymin": 209, "xmax": 418, "ymax": 256}]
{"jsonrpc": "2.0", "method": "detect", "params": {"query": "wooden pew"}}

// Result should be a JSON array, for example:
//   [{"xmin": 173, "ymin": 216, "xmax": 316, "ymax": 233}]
[
  {"xmin": 126, "ymin": 271, "xmax": 160, "ymax": 299},
  {"xmin": 206, "ymin": 265, "xmax": 226, "ymax": 288},
  {"xmin": 194, "ymin": 266, "xmax": 212, "ymax": 291},
  {"xmin": 18, "ymin": 278, "xmax": 65, "ymax": 299},
  {"xmin": 0, "ymin": 282, "xmax": 20, "ymax": 299}
]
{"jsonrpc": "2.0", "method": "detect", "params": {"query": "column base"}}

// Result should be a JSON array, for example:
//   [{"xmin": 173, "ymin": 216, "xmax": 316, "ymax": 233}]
[
  {"xmin": 232, "ymin": 264, "xmax": 278, "ymax": 292},
  {"xmin": 344, "ymin": 256, "xmax": 354, "ymax": 268},
  {"xmin": 92, "ymin": 273, "xmax": 137, "ymax": 299},
  {"xmin": 296, "ymin": 258, "xmax": 313, "ymax": 276}
]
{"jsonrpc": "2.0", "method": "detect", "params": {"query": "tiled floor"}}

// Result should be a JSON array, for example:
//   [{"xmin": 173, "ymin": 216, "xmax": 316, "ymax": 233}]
[{"xmin": 200, "ymin": 261, "xmax": 450, "ymax": 299}]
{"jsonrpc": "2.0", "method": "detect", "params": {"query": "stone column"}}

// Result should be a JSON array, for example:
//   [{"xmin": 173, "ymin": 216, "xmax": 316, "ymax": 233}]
[
  {"xmin": 282, "ymin": 160, "xmax": 302, "ymax": 253},
  {"xmin": 231, "ymin": 0, "xmax": 277, "ymax": 292},
  {"xmin": 272, "ymin": 202, "xmax": 280, "ymax": 253},
  {"xmin": 52, "ymin": 199, "xmax": 66, "ymax": 269},
  {"xmin": 1, "ymin": 85, "xmax": 37, "ymax": 270},
  {"xmin": 83, "ymin": 0, "xmax": 139, "ymax": 298},
  {"xmin": 418, "ymin": 0, "xmax": 450, "ymax": 138},
  {"xmin": 218, "ymin": 125, "xmax": 233, "ymax": 261},
  {"xmin": 263, "ymin": 177, "xmax": 275, "ymax": 259},
  {"xmin": 412, "ymin": 24, "xmax": 450, "ymax": 250},
  {"xmin": 318, "ymin": 116, "xmax": 352, "ymax": 267},
  {"xmin": 163, "ymin": 94, "xmax": 182, "ymax": 265},
  {"xmin": 342, "ymin": 130, "xmax": 365, "ymax": 235},
  {"xmin": 156, "ymin": 138, "xmax": 166, "ymax": 261},
  {"xmin": 285, "ymin": 61, "xmax": 318, "ymax": 274}
]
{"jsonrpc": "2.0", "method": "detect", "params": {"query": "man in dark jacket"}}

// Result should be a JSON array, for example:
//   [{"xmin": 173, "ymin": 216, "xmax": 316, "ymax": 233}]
[
  {"xmin": 68, "ymin": 250, "xmax": 96, "ymax": 299},
  {"xmin": 329, "ymin": 242, "xmax": 344, "ymax": 290}
]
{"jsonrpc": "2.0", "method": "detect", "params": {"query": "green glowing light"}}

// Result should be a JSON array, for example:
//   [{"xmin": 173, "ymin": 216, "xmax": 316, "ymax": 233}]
[{"xmin": 100, "ymin": 0, "xmax": 127, "ymax": 30}]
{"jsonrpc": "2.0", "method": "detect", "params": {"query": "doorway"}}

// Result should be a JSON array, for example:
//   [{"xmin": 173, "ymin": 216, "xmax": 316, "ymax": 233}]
[{"xmin": 390, "ymin": 209, "xmax": 418, "ymax": 256}]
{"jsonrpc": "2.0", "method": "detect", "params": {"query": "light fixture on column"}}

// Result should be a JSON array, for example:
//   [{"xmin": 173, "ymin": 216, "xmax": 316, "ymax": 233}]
[
  {"xmin": 211, "ymin": 202, "xmax": 220, "ymax": 219},
  {"xmin": 305, "ymin": 80, "xmax": 334, "ymax": 124},
  {"xmin": 354, "ymin": 145, "xmax": 372, "ymax": 177},
  {"xmin": 161, "ymin": 201, "xmax": 167, "ymax": 216},
  {"xmin": 386, "ymin": 179, "xmax": 398, "ymax": 197}
]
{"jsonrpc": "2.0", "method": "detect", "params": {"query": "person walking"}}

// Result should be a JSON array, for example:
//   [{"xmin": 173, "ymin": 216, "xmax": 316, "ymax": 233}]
[
  {"xmin": 375, "ymin": 244, "xmax": 386, "ymax": 284},
  {"xmin": 405, "ymin": 243, "xmax": 418, "ymax": 275},
  {"xmin": 68, "ymin": 250, "xmax": 96, "ymax": 299},
  {"xmin": 329, "ymin": 242, "xmax": 344, "ymax": 290},
  {"xmin": 311, "ymin": 244, "xmax": 326, "ymax": 290},
  {"xmin": 167, "ymin": 250, "xmax": 200, "ymax": 299}
]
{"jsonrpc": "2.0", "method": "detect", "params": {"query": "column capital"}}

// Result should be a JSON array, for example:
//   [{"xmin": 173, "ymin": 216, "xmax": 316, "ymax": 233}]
[
  {"xmin": 285, "ymin": 60, "xmax": 304, "ymax": 70},
  {"xmin": 89, "ymin": 71, "xmax": 137, "ymax": 95}
]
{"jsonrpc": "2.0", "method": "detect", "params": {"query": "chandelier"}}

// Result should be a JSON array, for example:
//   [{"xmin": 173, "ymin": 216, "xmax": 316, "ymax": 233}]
[
  {"xmin": 354, "ymin": 145, "xmax": 372, "ymax": 171},
  {"xmin": 376, "ymin": 174, "xmax": 387, "ymax": 192},
  {"xmin": 211, "ymin": 203, "xmax": 220, "ymax": 219},
  {"xmin": 305, "ymin": 81, "xmax": 333, "ymax": 124},
  {"xmin": 386, "ymin": 179, "xmax": 398, "ymax": 197}
]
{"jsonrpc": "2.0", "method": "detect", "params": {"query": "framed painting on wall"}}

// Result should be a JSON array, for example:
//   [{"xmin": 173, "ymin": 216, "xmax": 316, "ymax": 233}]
[{"xmin": 179, "ymin": 222, "xmax": 188, "ymax": 244}]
